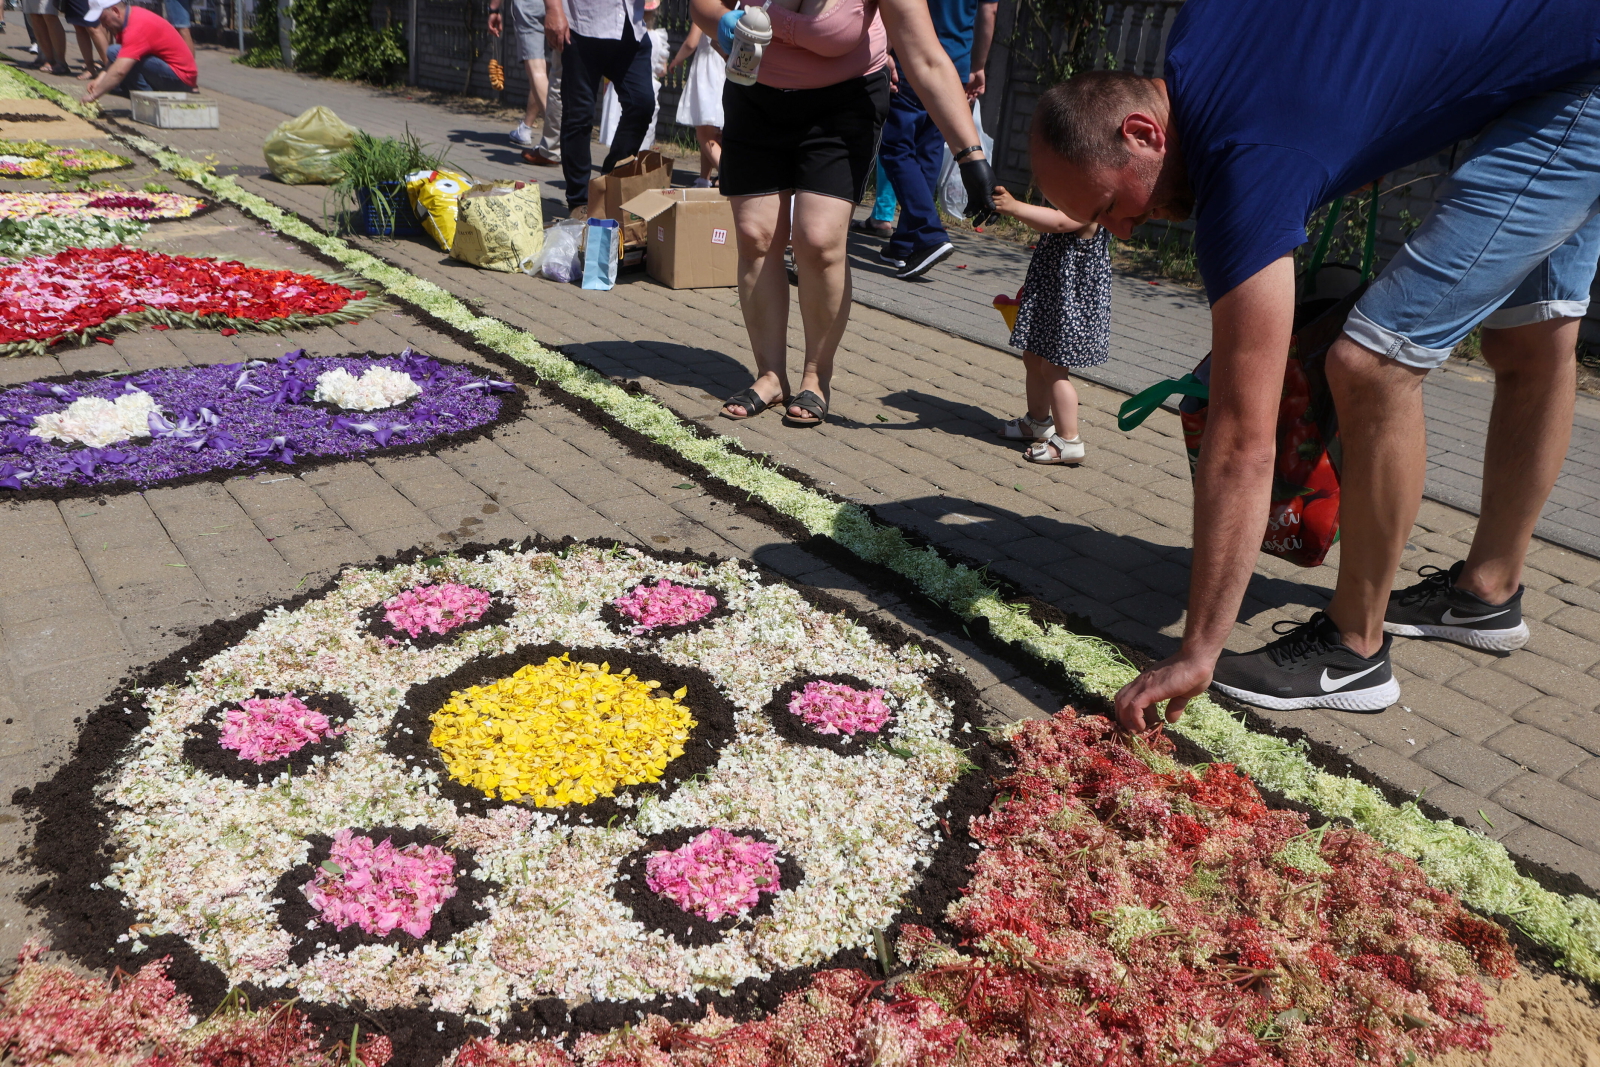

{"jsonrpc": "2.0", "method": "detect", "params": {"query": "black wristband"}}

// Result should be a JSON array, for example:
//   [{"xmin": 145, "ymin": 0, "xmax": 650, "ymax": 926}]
[{"xmin": 952, "ymin": 145, "xmax": 983, "ymax": 161}]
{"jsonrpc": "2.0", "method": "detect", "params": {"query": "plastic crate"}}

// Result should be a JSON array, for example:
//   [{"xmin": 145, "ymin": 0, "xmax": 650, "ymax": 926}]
[
  {"xmin": 355, "ymin": 183, "xmax": 425, "ymax": 237},
  {"xmin": 129, "ymin": 91, "xmax": 219, "ymax": 129}
]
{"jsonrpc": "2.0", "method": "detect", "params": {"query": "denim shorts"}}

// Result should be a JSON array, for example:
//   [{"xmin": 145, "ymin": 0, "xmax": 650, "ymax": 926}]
[
  {"xmin": 1346, "ymin": 72, "xmax": 1600, "ymax": 370},
  {"xmin": 165, "ymin": 0, "xmax": 191, "ymax": 28}
]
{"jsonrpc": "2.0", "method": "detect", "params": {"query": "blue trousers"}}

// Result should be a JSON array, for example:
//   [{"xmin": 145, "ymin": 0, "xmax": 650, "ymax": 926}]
[
  {"xmin": 878, "ymin": 67, "xmax": 947, "ymax": 256},
  {"xmin": 560, "ymin": 24, "xmax": 656, "ymax": 209},
  {"xmin": 107, "ymin": 45, "xmax": 190, "ymax": 93}
]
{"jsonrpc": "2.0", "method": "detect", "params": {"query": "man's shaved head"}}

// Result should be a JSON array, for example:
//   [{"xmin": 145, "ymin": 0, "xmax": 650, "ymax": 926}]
[{"xmin": 1031, "ymin": 70, "xmax": 1165, "ymax": 169}]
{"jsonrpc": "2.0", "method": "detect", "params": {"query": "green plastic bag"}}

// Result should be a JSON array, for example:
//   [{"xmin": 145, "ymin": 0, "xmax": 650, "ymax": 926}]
[{"xmin": 263, "ymin": 106, "xmax": 359, "ymax": 186}]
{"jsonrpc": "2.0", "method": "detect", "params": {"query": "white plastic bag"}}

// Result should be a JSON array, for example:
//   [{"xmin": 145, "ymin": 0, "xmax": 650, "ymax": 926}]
[
  {"xmin": 540, "ymin": 219, "xmax": 587, "ymax": 283},
  {"xmin": 937, "ymin": 100, "xmax": 996, "ymax": 217}
]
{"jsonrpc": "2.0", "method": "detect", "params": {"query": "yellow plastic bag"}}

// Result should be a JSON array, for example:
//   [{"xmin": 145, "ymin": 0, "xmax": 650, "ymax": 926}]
[
  {"xmin": 406, "ymin": 168, "xmax": 473, "ymax": 252},
  {"xmin": 451, "ymin": 182, "xmax": 546, "ymax": 273},
  {"xmin": 262, "ymin": 106, "xmax": 358, "ymax": 186}
]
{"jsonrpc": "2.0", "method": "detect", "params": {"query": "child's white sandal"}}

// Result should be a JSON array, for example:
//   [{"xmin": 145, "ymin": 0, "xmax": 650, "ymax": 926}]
[
  {"xmin": 1025, "ymin": 434, "xmax": 1085, "ymax": 464},
  {"xmin": 999, "ymin": 413, "xmax": 1054, "ymax": 440}
]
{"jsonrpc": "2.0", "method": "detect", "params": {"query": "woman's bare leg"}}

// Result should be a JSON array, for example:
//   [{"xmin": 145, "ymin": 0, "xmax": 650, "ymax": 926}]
[
  {"xmin": 787, "ymin": 190, "xmax": 856, "ymax": 417},
  {"xmin": 726, "ymin": 191, "xmax": 793, "ymax": 415}
]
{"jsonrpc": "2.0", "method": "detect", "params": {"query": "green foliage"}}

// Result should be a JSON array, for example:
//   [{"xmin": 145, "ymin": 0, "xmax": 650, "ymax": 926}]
[
  {"xmin": 326, "ymin": 129, "xmax": 449, "ymax": 230},
  {"xmin": 237, "ymin": 0, "xmax": 285, "ymax": 68},
  {"xmin": 289, "ymin": 0, "xmax": 407, "ymax": 83},
  {"xmin": 1008, "ymin": 0, "xmax": 1111, "ymax": 87}
]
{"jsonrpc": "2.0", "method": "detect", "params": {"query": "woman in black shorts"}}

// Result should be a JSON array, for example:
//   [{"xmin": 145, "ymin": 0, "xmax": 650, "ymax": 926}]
[{"xmin": 692, "ymin": 0, "xmax": 997, "ymax": 427}]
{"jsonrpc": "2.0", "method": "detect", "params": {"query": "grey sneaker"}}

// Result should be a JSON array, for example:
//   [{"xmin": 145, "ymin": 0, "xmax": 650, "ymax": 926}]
[
  {"xmin": 1211, "ymin": 612, "xmax": 1398, "ymax": 712},
  {"xmin": 1383, "ymin": 561, "xmax": 1528, "ymax": 651}
]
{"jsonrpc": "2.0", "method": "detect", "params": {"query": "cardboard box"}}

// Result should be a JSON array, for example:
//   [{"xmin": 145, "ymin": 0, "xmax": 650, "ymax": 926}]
[
  {"xmin": 587, "ymin": 151, "xmax": 671, "ymax": 246},
  {"xmin": 622, "ymin": 188, "xmax": 739, "ymax": 289}
]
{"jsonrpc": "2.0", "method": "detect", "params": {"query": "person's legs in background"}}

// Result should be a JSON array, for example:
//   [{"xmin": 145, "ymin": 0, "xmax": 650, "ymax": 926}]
[
  {"xmin": 518, "ymin": 57, "xmax": 549, "ymax": 139},
  {"xmin": 507, "ymin": 0, "xmax": 548, "ymax": 149},
  {"xmin": 785, "ymin": 190, "xmax": 856, "ymax": 421},
  {"xmin": 527, "ymin": 49, "xmax": 563, "ymax": 163},
  {"xmin": 26, "ymin": 12, "xmax": 68, "ymax": 72},
  {"xmin": 558, "ymin": 33, "xmax": 610, "ymax": 211},
  {"xmin": 694, "ymin": 124, "xmax": 721, "ymax": 184},
  {"xmin": 724, "ymin": 191, "xmax": 793, "ymax": 417},
  {"xmin": 163, "ymin": 0, "xmax": 195, "ymax": 53},
  {"xmin": 600, "ymin": 24, "xmax": 655, "ymax": 170},
  {"xmin": 73, "ymin": 24, "xmax": 106, "ymax": 77},
  {"xmin": 878, "ymin": 67, "xmax": 952, "ymax": 279}
]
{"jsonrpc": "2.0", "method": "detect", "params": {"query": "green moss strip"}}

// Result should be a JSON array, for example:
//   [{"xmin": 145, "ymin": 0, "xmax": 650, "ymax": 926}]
[{"xmin": 9, "ymin": 61, "xmax": 1600, "ymax": 981}]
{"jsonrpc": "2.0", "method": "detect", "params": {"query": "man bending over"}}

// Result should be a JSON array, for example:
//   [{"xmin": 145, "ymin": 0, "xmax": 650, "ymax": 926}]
[{"xmin": 81, "ymin": 0, "xmax": 197, "ymax": 102}]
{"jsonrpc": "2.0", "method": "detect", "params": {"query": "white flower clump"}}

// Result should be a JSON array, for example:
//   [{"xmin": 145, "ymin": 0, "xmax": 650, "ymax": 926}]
[
  {"xmin": 312, "ymin": 366, "xmax": 420, "ymax": 411},
  {"xmin": 31, "ymin": 389, "xmax": 158, "ymax": 447},
  {"xmin": 101, "ymin": 544, "xmax": 968, "ymax": 1020}
]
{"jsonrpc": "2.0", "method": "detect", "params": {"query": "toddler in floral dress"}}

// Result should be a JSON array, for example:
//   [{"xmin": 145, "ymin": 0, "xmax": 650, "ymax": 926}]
[{"xmin": 992, "ymin": 186, "xmax": 1111, "ymax": 464}]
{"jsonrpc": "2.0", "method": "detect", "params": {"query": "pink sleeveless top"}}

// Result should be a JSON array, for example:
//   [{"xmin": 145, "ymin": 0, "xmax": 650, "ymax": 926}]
[{"xmin": 758, "ymin": 0, "xmax": 888, "ymax": 90}]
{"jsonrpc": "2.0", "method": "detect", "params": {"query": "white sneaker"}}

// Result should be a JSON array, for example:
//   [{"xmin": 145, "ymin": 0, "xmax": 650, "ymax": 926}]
[
  {"xmin": 509, "ymin": 122, "xmax": 537, "ymax": 148},
  {"xmin": 998, "ymin": 413, "xmax": 1054, "ymax": 440}
]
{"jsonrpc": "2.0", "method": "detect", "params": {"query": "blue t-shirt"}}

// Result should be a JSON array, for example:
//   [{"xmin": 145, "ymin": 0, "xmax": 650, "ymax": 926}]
[
  {"xmin": 1166, "ymin": 0, "xmax": 1600, "ymax": 304},
  {"xmin": 928, "ymin": 0, "xmax": 994, "ymax": 81}
]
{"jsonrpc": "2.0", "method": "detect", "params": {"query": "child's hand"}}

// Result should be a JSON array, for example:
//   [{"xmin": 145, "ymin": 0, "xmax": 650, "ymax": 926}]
[{"xmin": 991, "ymin": 185, "xmax": 1019, "ymax": 217}]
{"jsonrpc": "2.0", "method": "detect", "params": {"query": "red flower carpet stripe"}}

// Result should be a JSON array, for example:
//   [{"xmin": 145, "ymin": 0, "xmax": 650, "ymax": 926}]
[{"xmin": 0, "ymin": 247, "xmax": 378, "ymax": 355}]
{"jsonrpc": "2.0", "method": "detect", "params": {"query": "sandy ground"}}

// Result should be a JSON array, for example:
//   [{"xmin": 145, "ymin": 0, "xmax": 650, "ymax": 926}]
[{"xmin": 1434, "ymin": 969, "xmax": 1600, "ymax": 1066}]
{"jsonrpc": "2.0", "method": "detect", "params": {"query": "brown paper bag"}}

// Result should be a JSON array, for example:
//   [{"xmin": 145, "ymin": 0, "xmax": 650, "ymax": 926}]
[
  {"xmin": 587, "ymin": 150, "xmax": 671, "ymax": 246},
  {"xmin": 450, "ymin": 182, "xmax": 546, "ymax": 273}
]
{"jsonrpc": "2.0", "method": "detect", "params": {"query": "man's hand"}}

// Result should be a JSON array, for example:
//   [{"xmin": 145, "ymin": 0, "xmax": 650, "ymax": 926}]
[
  {"xmin": 965, "ymin": 70, "xmax": 985, "ymax": 99},
  {"xmin": 545, "ymin": 0, "xmax": 570, "ymax": 50},
  {"xmin": 1114, "ymin": 652, "xmax": 1213, "ymax": 733},
  {"xmin": 488, "ymin": 9, "xmax": 503, "ymax": 35}
]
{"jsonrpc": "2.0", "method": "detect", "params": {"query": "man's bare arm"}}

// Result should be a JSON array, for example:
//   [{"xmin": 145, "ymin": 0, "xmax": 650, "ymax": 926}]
[
  {"xmin": 84, "ymin": 56, "xmax": 137, "ymax": 103},
  {"xmin": 1113, "ymin": 254, "xmax": 1297, "ymax": 731}
]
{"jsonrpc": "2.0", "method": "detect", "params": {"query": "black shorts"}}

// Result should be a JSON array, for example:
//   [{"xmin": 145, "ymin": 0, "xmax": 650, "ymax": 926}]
[{"xmin": 719, "ymin": 68, "xmax": 891, "ymax": 203}]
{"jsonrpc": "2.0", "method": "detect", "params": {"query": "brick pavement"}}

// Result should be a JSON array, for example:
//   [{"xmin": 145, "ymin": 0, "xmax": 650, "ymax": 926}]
[
  {"xmin": 9, "ymin": 60, "xmax": 1600, "ymax": 924},
  {"xmin": 0, "ymin": 186, "xmax": 1054, "ymax": 964},
  {"xmin": 159, "ymin": 45, "xmax": 1600, "ymax": 559}
]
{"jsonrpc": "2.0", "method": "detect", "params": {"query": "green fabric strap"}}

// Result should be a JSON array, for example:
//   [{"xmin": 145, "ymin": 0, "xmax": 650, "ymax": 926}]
[
  {"xmin": 1305, "ymin": 196, "xmax": 1344, "ymax": 289},
  {"xmin": 1116, "ymin": 372, "xmax": 1210, "ymax": 431},
  {"xmin": 1360, "ymin": 178, "xmax": 1381, "ymax": 282}
]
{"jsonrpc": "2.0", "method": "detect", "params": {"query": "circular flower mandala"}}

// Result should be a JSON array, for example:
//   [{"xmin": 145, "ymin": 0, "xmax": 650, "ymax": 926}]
[{"xmin": 72, "ymin": 543, "xmax": 976, "ymax": 1029}]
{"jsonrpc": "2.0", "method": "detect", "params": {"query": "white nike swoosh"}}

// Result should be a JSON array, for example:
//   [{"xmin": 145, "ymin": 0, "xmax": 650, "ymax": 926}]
[
  {"xmin": 1320, "ymin": 662, "xmax": 1385, "ymax": 692},
  {"xmin": 1440, "ymin": 607, "xmax": 1511, "ymax": 625}
]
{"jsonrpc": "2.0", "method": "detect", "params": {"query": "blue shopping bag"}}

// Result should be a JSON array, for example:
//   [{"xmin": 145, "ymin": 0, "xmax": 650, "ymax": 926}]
[{"xmin": 581, "ymin": 218, "xmax": 620, "ymax": 291}]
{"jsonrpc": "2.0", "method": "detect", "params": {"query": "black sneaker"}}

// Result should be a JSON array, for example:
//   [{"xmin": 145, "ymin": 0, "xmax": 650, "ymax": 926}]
[
  {"xmin": 893, "ymin": 240, "xmax": 954, "ymax": 280},
  {"xmin": 878, "ymin": 247, "xmax": 907, "ymax": 269},
  {"xmin": 1383, "ymin": 561, "xmax": 1528, "ymax": 651},
  {"xmin": 1211, "ymin": 612, "xmax": 1398, "ymax": 712}
]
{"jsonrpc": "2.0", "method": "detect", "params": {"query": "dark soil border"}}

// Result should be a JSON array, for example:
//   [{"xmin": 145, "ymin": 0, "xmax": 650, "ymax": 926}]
[
  {"xmin": 358, "ymin": 591, "xmax": 516, "ymax": 652},
  {"xmin": 383, "ymin": 639, "xmax": 738, "ymax": 824},
  {"xmin": 273, "ymin": 825, "xmax": 497, "ymax": 966},
  {"xmin": 0, "ymin": 350, "xmax": 529, "ymax": 505},
  {"xmin": 759, "ymin": 673, "xmax": 900, "ymax": 758},
  {"xmin": 9, "ymin": 537, "xmax": 996, "ymax": 1066},
  {"xmin": 182, "ymin": 690, "xmax": 356, "ymax": 784},
  {"xmin": 611, "ymin": 826, "xmax": 804, "ymax": 948},
  {"xmin": 597, "ymin": 577, "xmax": 734, "ymax": 640}
]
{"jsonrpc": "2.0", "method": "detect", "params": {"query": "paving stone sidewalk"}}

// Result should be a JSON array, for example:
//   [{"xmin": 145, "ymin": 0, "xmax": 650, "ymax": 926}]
[
  {"xmin": 69, "ymin": 58, "xmax": 1600, "ymax": 904},
  {"xmin": 0, "ymin": 172, "xmax": 1052, "ymax": 963},
  {"xmin": 129, "ymin": 45, "xmax": 1600, "ymax": 560}
]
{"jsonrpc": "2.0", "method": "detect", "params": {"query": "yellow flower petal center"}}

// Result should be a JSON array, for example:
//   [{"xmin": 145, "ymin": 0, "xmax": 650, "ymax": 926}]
[{"xmin": 428, "ymin": 653, "xmax": 695, "ymax": 806}]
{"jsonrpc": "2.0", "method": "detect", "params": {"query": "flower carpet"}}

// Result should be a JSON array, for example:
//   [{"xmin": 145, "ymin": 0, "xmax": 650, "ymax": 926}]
[
  {"xmin": 5, "ymin": 540, "xmax": 1528, "ymax": 1067},
  {"xmin": 0, "ymin": 139, "xmax": 130, "ymax": 178},
  {"xmin": 0, "ymin": 246, "xmax": 385, "ymax": 356},
  {"xmin": 0, "ymin": 190, "xmax": 208, "ymax": 220},
  {"xmin": 0, "ymin": 349, "xmax": 522, "ymax": 497}
]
